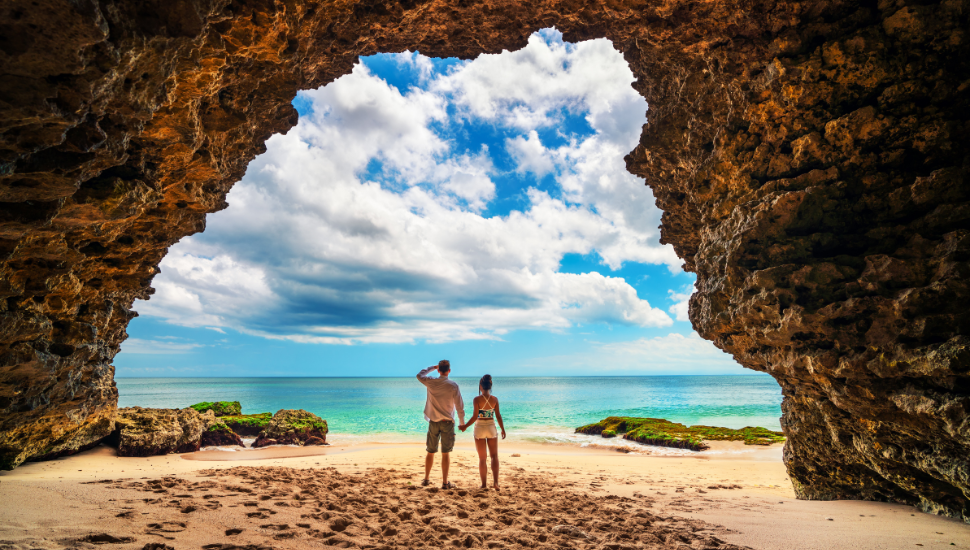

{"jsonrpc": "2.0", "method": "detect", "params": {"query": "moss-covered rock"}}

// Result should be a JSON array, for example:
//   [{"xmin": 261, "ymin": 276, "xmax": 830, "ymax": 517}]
[
  {"xmin": 110, "ymin": 407, "xmax": 221, "ymax": 457},
  {"xmin": 253, "ymin": 409, "xmax": 328, "ymax": 448},
  {"xmin": 221, "ymin": 413, "xmax": 272, "ymax": 437},
  {"xmin": 189, "ymin": 401, "xmax": 242, "ymax": 417},
  {"xmin": 576, "ymin": 417, "xmax": 785, "ymax": 451},
  {"xmin": 200, "ymin": 421, "xmax": 245, "ymax": 447}
]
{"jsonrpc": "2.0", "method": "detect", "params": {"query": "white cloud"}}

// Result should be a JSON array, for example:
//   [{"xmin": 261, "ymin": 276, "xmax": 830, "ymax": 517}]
[
  {"xmin": 507, "ymin": 131, "xmax": 555, "ymax": 176},
  {"xmin": 668, "ymin": 284, "xmax": 694, "ymax": 322},
  {"xmin": 137, "ymin": 30, "xmax": 681, "ymax": 344},
  {"xmin": 120, "ymin": 338, "xmax": 206, "ymax": 355}
]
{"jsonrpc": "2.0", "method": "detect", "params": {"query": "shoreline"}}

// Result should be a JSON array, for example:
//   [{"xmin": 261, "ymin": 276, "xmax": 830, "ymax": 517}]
[
  {"xmin": 187, "ymin": 436, "xmax": 787, "ymax": 461},
  {"xmin": 3, "ymin": 441, "xmax": 968, "ymax": 550}
]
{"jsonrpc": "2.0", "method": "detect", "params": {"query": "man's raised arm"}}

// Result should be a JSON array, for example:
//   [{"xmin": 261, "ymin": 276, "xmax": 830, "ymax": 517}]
[{"xmin": 417, "ymin": 366, "xmax": 436, "ymax": 386}]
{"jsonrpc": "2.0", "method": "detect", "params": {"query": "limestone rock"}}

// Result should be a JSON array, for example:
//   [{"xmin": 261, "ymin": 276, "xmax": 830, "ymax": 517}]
[
  {"xmin": 253, "ymin": 410, "xmax": 328, "ymax": 448},
  {"xmin": 200, "ymin": 421, "xmax": 245, "ymax": 447},
  {"xmin": 189, "ymin": 401, "xmax": 242, "ymax": 417},
  {"xmin": 111, "ymin": 407, "xmax": 218, "ymax": 457},
  {"xmin": 221, "ymin": 413, "xmax": 273, "ymax": 437}
]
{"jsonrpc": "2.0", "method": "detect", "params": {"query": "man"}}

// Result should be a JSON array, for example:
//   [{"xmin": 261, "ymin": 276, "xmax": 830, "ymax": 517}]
[{"xmin": 417, "ymin": 359, "xmax": 465, "ymax": 489}]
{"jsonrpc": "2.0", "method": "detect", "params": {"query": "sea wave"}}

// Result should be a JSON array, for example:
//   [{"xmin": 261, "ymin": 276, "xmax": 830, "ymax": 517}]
[{"xmin": 508, "ymin": 426, "xmax": 769, "ymax": 456}]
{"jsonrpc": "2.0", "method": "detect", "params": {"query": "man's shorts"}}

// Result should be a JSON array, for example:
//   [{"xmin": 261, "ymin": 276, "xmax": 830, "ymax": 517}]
[{"xmin": 426, "ymin": 420, "xmax": 456, "ymax": 453}]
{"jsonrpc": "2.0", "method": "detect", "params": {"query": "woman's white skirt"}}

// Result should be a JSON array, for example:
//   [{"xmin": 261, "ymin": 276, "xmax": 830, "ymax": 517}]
[{"xmin": 474, "ymin": 419, "xmax": 498, "ymax": 440}]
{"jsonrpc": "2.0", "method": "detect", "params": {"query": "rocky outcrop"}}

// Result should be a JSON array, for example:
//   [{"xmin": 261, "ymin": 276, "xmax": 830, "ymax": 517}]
[
  {"xmin": 221, "ymin": 413, "xmax": 273, "ymax": 437},
  {"xmin": 576, "ymin": 417, "xmax": 785, "ymax": 450},
  {"xmin": 110, "ymin": 407, "xmax": 218, "ymax": 457},
  {"xmin": 625, "ymin": 1, "xmax": 970, "ymax": 522},
  {"xmin": 189, "ymin": 401, "xmax": 242, "ymax": 417},
  {"xmin": 200, "ymin": 420, "xmax": 245, "ymax": 447},
  {"xmin": 0, "ymin": 0, "xmax": 967, "ymax": 523},
  {"xmin": 252, "ymin": 409, "xmax": 327, "ymax": 448}
]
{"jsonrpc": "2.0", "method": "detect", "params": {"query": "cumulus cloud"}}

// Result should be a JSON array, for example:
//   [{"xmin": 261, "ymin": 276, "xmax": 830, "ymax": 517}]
[
  {"xmin": 137, "ymin": 30, "xmax": 681, "ymax": 344},
  {"xmin": 667, "ymin": 284, "xmax": 694, "ymax": 323}
]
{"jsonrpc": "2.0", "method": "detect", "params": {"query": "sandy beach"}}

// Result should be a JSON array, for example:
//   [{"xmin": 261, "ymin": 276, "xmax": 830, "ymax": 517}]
[{"xmin": 1, "ymin": 440, "xmax": 968, "ymax": 550}]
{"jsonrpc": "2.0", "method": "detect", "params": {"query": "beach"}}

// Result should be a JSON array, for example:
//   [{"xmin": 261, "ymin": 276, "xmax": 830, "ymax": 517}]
[{"xmin": 2, "ymin": 439, "xmax": 968, "ymax": 550}]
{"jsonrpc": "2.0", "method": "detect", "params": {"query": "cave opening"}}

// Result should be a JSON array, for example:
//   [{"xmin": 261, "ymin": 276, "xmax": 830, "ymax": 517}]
[{"xmin": 115, "ymin": 29, "xmax": 783, "ymax": 440}]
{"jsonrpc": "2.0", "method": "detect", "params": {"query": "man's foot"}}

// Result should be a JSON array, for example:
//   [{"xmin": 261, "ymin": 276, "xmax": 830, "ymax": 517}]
[
  {"xmin": 494, "ymin": 485, "xmax": 501, "ymax": 492},
  {"xmin": 421, "ymin": 479, "xmax": 431, "ymax": 487},
  {"xmin": 442, "ymin": 482, "xmax": 456, "ymax": 490}
]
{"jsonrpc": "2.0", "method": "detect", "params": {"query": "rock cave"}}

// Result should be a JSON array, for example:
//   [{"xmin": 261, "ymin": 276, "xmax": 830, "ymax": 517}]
[{"xmin": 0, "ymin": 0, "xmax": 967, "ymax": 523}]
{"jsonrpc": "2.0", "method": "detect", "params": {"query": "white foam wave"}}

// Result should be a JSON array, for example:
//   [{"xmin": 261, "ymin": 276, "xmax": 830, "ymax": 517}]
[{"xmin": 509, "ymin": 426, "xmax": 766, "ymax": 456}]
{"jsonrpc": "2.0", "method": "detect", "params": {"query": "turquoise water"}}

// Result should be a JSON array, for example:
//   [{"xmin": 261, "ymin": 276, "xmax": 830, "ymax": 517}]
[{"xmin": 117, "ymin": 376, "xmax": 782, "ymax": 446}]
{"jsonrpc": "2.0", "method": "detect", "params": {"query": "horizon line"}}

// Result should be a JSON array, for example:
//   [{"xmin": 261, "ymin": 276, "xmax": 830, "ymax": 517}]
[{"xmin": 115, "ymin": 373, "xmax": 770, "ymax": 379}]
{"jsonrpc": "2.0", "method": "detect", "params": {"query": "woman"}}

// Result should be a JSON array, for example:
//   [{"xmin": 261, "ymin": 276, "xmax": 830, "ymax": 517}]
[{"xmin": 459, "ymin": 374, "xmax": 506, "ymax": 490}]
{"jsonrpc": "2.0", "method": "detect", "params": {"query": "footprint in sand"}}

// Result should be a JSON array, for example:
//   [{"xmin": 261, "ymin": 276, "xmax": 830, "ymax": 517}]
[
  {"xmin": 329, "ymin": 517, "xmax": 353, "ymax": 532},
  {"xmin": 225, "ymin": 528, "xmax": 244, "ymax": 536},
  {"xmin": 76, "ymin": 533, "xmax": 135, "ymax": 544}
]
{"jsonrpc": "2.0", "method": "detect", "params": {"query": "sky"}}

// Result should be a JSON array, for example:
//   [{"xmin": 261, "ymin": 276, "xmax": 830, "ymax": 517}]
[{"xmin": 116, "ymin": 29, "xmax": 750, "ymax": 378}]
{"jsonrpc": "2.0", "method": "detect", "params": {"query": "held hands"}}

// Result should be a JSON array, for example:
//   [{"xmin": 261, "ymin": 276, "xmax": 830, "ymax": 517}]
[{"xmin": 459, "ymin": 423, "xmax": 468, "ymax": 432}]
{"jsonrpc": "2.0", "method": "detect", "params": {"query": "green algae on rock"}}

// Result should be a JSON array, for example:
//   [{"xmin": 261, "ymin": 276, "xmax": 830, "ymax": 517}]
[
  {"xmin": 577, "ymin": 417, "xmax": 785, "ymax": 451},
  {"xmin": 189, "ymin": 401, "xmax": 242, "ymax": 417},
  {"xmin": 200, "ymin": 420, "xmax": 245, "ymax": 447},
  {"xmin": 221, "ymin": 413, "xmax": 273, "ymax": 437},
  {"xmin": 253, "ymin": 410, "xmax": 328, "ymax": 448}
]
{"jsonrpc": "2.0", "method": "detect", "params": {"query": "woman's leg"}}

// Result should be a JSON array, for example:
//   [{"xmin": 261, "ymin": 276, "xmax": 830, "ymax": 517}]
[
  {"xmin": 474, "ymin": 437, "xmax": 488, "ymax": 488},
  {"xmin": 486, "ymin": 437, "xmax": 500, "ymax": 490}
]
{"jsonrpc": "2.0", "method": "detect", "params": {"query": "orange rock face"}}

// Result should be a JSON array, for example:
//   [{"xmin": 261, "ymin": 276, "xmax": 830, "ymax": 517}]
[{"xmin": 0, "ymin": 0, "xmax": 967, "ymax": 521}]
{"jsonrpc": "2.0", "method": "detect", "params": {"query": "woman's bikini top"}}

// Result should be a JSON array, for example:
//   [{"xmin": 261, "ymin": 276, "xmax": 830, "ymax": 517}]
[{"xmin": 478, "ymin": 396, "xmax": 496, "ymax": 420}]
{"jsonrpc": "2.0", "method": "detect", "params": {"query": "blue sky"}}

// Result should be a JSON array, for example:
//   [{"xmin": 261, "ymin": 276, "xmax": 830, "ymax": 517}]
[{"xmin": 116, "ymin": 29, "xmax": 747, "ymax": 377}]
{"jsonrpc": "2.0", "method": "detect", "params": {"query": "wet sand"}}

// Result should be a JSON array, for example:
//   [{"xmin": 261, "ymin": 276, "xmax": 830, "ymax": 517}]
[{"xmin": 1, "ymin": 440, "xmax": 968, "ymax": 549}]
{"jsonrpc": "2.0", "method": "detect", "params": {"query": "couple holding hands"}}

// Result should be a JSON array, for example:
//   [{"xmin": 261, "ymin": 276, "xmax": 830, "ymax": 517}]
[{"xmin": 416, "ymin": 360, "xmax": 506, "ymax": 490}]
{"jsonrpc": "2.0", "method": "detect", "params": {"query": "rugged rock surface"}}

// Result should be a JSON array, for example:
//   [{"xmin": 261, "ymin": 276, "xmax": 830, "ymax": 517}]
[
  {"xmin": 200, "ymin": 420, "xmax": 245, "ymax": 447},
  {"xmin": 110, "ymin": 407, "xmax": 218, "ymax": 457},
  {"xmin": 625, "ymin": 1, "xmax": 970, "ymax": 521},
  {"xmin": 0, "ymin": 0, "xmax": 967, "ymax": 522},
  {"xmin": 221, "ymin": 412, "xmax": 273, "ymax": 437},
  {"xmin": 189, "ymin": 401, "xmax": 242, "ymax": 417},
  {"xmin": 252, "ymin": 409, "xmax": 328, "ymax": 448}
]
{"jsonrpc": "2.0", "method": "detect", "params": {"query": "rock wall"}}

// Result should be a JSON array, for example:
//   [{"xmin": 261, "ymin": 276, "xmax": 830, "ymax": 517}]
[{"xmin": 0, "ymin": 0, "xmax": 966, "ymax": 521}]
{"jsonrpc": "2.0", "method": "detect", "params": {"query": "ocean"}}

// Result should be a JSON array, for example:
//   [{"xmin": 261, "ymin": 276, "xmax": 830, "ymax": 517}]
[{"xmin": 117, "ymin": 375, "xmax": 783, "ymax": 454}]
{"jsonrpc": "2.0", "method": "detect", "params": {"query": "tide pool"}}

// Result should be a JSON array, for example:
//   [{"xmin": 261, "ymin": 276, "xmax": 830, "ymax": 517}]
[{"xmin": 117, "ymin": 375, "xmax": 782, "ymax": 447}]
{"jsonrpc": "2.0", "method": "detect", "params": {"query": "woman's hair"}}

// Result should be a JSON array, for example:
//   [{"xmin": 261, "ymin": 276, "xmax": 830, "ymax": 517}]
[{"xmin": 479, "ymin": 374, "xmax": 493, "ymax": 394}]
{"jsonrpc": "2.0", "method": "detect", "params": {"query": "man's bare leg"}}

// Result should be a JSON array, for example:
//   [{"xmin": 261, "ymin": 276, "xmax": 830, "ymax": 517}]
[
  {"xmin": 424, "ymin": 452, "xmax": 434, "ymax": 483},
  {"xmin": 442, "ymin": 452, "xmax": 451, "ymax": 485}
]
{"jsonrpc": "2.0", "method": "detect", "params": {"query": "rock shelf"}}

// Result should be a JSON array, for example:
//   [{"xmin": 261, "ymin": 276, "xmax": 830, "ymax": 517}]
[{"xmin": 577, "ymin": 417, "xmax": 786, "ymax": 451}]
